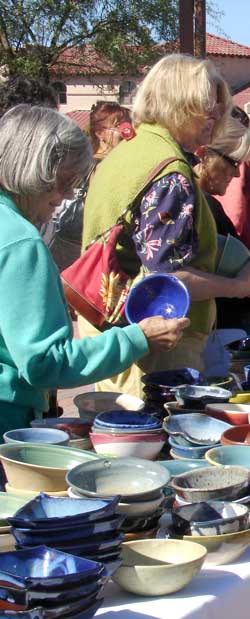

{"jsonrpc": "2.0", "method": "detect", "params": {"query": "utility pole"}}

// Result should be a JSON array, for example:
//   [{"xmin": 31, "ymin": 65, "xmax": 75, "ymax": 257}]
[{"xmin": 179, "ymin": 0, "xmax": 206, "ymax": 57}]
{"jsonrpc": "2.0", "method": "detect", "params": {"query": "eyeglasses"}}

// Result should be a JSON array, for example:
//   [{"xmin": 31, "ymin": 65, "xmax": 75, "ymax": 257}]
[{"xmin": 207, "ymin": 147, "xmax": 240, "ymax": 169}]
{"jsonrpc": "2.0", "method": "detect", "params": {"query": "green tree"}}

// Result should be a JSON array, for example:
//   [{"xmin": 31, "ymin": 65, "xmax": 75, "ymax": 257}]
[{"xmin": 0, "ymin": 0, "xmax": 222, "ymax": 80}]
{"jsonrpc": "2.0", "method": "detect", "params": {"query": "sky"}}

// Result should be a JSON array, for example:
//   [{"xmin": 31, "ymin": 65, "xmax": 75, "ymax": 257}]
[{"xmin": 207, "ymin": 0, "xmax": 250, "ymax": 47}]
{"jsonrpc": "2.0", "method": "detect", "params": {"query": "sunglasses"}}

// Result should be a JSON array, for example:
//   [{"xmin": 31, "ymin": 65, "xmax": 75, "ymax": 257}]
[{"xmin": 208, "ymin": 147, "xmax": 240, "ymax": 168}]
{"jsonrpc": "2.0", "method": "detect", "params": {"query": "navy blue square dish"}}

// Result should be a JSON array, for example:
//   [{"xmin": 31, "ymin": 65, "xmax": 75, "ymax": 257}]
[{"xmin": 1, "ymin": 598, "xmax": 103, "ymax": 619}]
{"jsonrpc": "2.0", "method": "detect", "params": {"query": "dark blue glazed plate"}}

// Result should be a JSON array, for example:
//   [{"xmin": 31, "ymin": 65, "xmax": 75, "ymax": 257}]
[
  {"xmin": 14, "ymin": 532, "xmax": 124, "ymax": 556},
  {"xmin": 8, "ymin": 494, "xmax": 120, "ymax": 529},
  {"xmin": 11, "ymin": 514, "xmax": 124, "ymax": 545},
  {"xmin": 0, "ymin": 546, "xmax": 103, "ymax": 589},
  {"xmin": 0, "ymin": 574, "xmax": 107, "ymax": 607},
  {"xmin": 93, "ymin": 410, "xmax": 161, "ymax": 430},
  {"xmin": 125, "ymin": 273, "xmax": 190, "ymax": 323},
  {"xmin": 141, "ymin": 368, "xmax": 202, "ymax": 388}
]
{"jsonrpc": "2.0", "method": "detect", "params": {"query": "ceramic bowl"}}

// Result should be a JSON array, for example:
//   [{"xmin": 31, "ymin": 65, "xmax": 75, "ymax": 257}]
[
  {"xmin": 67, "ymin": 487, "xmax": 165, "ymax": 518},
  {"xmin": 169, "ymin": 449, "xmax": 209, "ymax": 462},
  {"xmin": 206, "ymin": 376, "xmax": 234, "ymax": 390},
  {"xmin": 171, "ymin": 500, "xmax": 250, "ymax": 536},
  {"xmin": 174, "ymin": 385, "xmax": 232, "ymax": 409},
  {"xmin": 164, "ymin": 402, "xmax": 205, "ymax": 416},
  {"xmin": 216, "ymin": 233, "xmax": 250, "ymax": 277},
  {"xmin": 66, "ymin": 457, "xmax": 170, "ymax": 502},
  {"xmin": 125, "ymin": 273, "xmax": 190, "ymax": 323},
  {"xmin": 163, "ymin": 413, "xmax": 231, "ymax": 445},
  {"xmin": 5, "ymin": 483, "xmax": 69, "ymax": 498},
  {"xmin": 92, "ymin": 410, "xmax": 161, "ymax": 431},
  {"xmin": 30, "ymin": 418, "xmax": 92, "ymax": 438},
  {"xmin": 168, "ymin": 436, "xmax": 219, "ymax": 460},
  {"xmin": 230, "ymin": 392, "xmax": 250, "ymax": 403},
  {"xmin": 0, "ymin": 444, "xmax": 100, "ymax": 492},
  {"xmin": 159, "ymin": 459, "xmax": 210, "ymax": 477},
  {"xmin": 0, "ymin": 598, "xmax": 103, "ymax": 618},
  {"xmin": 205, "ymin": 403, "xmax": 250, "ymax": 425},
  {"xmin": 74, "ymin": 392, "xmax": 144, "ymax": 421},
  {"xmin": 112, "ymin": 538, "xmax": 206, "ymax": 596},
  {"xmin": 8, "ymin": 493, "xmax": 120, "ymax": 529},
  {"xmin": 141, "ymin": 368, "xmax": 202, "ymax": 389},
  {"xmin": 0, "ymin": 492, "xmax": 33, "ymax": 527},
  {"xmin": 180, "ymin": 527, "xmax": 250, "ymax": 566},
  {"xmin": 221, "ymin": 424, "xmax": 250, "ymax": 446},
  {"xmin": 205, "ymin": 444, "xmax": 250, "ymax": 468},
  {"xmin": 0, "ymin": 531, "xmax": 16, "ymax": 552},
  {"xmin": 89, "ymin": 430, "xmax": 166, "ymax": 460},
  {"xmin": 170, "ymin": 465, "xmax": 250, "ymax": 502},
  {"xmin": 3, "ymin": 427, "xmax": 69, "ymax": 446},
  {"xmin": 0, "ymin": 544, "xmax": 104, "ymax": 589}
]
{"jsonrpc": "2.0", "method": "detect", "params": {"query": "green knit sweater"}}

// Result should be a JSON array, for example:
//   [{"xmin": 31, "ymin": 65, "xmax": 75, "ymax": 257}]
[{"xmin": 83, "ymin": 123, "xmax": 217, "ymax": 334}]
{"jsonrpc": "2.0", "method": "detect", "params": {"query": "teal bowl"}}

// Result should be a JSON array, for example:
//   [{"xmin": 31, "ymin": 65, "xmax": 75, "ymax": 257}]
[
  {"xmin": 216, "ymin": 234, "xmax": 250, "ymax": 277},
  {"xmin": 0, "ymin": 491, "xmax": 31, "ymax": 527},
  {"xmin": 205, "ymin": 444, "xmax": 250, "ymax": 468},
  {"xmin": 0, "ymin": 443, "xmax": 100, "ymax": 492},
  {"xmin": 159, "ymin": 459, "xmax": 210, "ymax": 477}
]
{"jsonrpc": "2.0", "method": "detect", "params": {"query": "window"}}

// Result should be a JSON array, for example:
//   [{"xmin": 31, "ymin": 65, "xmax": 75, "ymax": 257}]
[{"xmin": 51, "ymin": 81, "xmax": 67, "ymax": 105}]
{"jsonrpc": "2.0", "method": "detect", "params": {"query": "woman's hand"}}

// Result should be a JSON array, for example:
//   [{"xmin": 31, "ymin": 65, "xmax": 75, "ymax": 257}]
[{"xmin": 138, "ymin": 316, "xmax": 190, "ymax": 352}]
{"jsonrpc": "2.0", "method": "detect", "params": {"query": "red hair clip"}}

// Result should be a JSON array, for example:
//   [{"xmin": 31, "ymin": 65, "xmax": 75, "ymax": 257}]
[{"xmin": 118, "ymin": 122, "xmax": 136, "ymax": 141}]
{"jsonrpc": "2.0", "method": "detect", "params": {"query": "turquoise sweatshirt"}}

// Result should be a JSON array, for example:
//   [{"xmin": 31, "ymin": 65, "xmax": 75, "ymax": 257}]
[{"xmin": 0, "ymin": 192, "xmax": 148, "ymax": 427}]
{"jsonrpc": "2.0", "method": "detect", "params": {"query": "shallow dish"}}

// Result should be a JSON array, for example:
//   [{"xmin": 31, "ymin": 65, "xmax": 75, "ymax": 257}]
[
  {"xmin": 93, "ymin": 410, "xmax": 160, "ymax": 430},
  {"xmin": 205, "ymin": 444, "xmax": 250, "ymax": 468},
  {"xmin": 9, "ymin": 492, "xmax": 120, "ymax": 528},
  {"xmin": 168, "ymin": 436, "xmax": 219, "ymax": 460},
  {"xmin": 66, "ymin": 457, "xmax": 170, "ymax": 502},
  {"xmin": 0, "ymin": 545, "xmax": 103, "ymax": 589},
  {"xmin": 163, "ymin": 413, "xmax": 230, "ymax": 445},
  {"xmin": 205, "ymin": 403, "xmax": 250, "ymax": 425},
  {"xmin": 125, "ymin": 273, "xmax": 190, "ymax": 323},
  {"xmin": 174, "ymin": 385, "xmax": 232, "ymax": 409},
  {"xmin": 159, "ymin": 460, "xmax": 210, "ymax": 477},
  {"xmin": 0, "ymin": 443, "xmax": 100, "ymax": 492},
  {"xmin": 171, "ymin": 500, "xmax": 249, "ymax": 536},
  {"xmin": 3, "ymin": 428, "xmax": 69, "ymax": 446},
  {"xmin": 170, "ymin": 465, "xmax": 250, "ymax": 502},
  {"xmin": 141, "ymin": 368, "xmax": 202, "ymax": 389},
  {"xmin": 0, "ymin": 598, "xmax": 103, "ymax": 619},
  {"xmin": 112, "ymin": 538, "xmax": 206, "ymax": 596}
]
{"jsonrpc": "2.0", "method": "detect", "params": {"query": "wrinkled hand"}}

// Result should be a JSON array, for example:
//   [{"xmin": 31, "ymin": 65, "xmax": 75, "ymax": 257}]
[
  {"xmin": 235, "ymin": 261, "xmax": 250, "ymax": 298},
  {"xmin": 138, "ymin": 316, "xmax": 190, "ymax": 352}
]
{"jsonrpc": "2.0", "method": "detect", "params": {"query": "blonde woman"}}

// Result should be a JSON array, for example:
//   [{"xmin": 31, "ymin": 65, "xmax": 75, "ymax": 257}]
[{"xmin": 79, "ymin": 54, "xmax": 250, "ymax": 398}]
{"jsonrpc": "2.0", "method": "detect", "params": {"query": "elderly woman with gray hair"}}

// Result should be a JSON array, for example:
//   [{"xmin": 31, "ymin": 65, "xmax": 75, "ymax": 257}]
[{"xmin": 0, "ymin": 104, "xmax": 189, "ymax": 437}]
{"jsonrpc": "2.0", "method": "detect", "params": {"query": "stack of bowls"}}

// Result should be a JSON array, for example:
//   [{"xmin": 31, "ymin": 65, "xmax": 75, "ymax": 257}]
[
  {"xmin": 169, "ymin": 465, "xmax": 250, "ymax": 506},
  {"xmin": 141, "ymin": 368, "xmax": 202, "ymax": 417},
  {"xmin": 8, "ymin": 493, "xmax": 123, "ymax": 573},
  {"xmin": 66, "ymin": 457, "xmax": 170, "ymax": 539},
  {"xmin": 163, "ymin": 413, "xmax": 231, "ymax": 460},
  {"xmin": 158, "ymin": 498, "xmax": 250, "ymax": 566},
  {"xmin": 0, "ymin": 544, "xmax": 105, "ymax": 617},
  {"xmin": 0, "ymin": 443, "xmax": 100, "ymax": 497},
  {"xmin": 31, "ymin": 417, "xmax": 93, "ymax": 451},
  {"xmin": 90, "ymin": 410, "xmax": 166, "ymax": 460}
]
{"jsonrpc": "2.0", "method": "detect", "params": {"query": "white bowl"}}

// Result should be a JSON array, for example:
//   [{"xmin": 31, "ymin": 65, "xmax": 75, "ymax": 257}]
[
  {"xmin": 89, "ymin": 431, "xmax": 166, "ymax": 460},
  {"xmin": 74, "ymin": 392, "xmax": 144, "ymax": 420}
]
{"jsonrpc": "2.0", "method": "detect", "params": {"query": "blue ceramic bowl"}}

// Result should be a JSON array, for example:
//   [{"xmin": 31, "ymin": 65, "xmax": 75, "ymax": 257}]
[
  {"xmin": 0, "ymin": 545, "xmax": 103, "ymax": 589},
  {"xmin": 15, "ymin": 532, "xmax": 124, "ymax": 557},
  {"xmin": 168, "ymin": 436, "xmax": 221, "ymax": 460},
  {"xmin": 0, "ymin": 577, "xmax": 105, "ymax": 608},
  {"xmin": 93, "ymin": 410, "xmax": 160, "ymax": 431},
  {"xmin": 125, "ymin": 273, "xmax": 190, "ymax": 323},
  {"xmin": 205, "ymin": 444, "xmax": 250, "ymax": 468},
  {"xmin": 8, "ymin": 493, "xmax": 120, "ymax": 529},
  {"xmin": 141, "ymin": 368, "xmax": 202, "ymax": 388},
  {"xmin": 174, "ymin": 385, "xmax": 232, "ymax": 409},
  {"xmin": 66, "ymin": 457, "xmax": 170, "ymax": 502},
  {"xmin": 163, "ymin": 413, "xmax": 231, "ymax": 445},
  {"xmin": 3, "ymin": 427, "xmax": 69, "ymax": 446}
]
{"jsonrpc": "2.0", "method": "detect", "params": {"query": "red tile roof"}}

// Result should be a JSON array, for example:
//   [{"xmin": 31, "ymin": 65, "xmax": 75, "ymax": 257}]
[
  {"xmin": 51, "ymin": 34, "xmax": 250, "ymax": 78},
  {"xmin": 206, "ymin": 33, "xmax": 250, "ymax": 57},
  {"xmin": 66, "ymin": 110, "xmax": 90, "ymax": 131}
]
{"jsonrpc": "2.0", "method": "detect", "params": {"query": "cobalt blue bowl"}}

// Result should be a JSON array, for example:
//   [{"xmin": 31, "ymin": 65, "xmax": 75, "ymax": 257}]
[
  {"xmin": 93, "ymin": 410, "xmax": 161, "ymax": 431},
  {"xmin": 125, "ymin": 273, "xmax": 190, "ymax": 323},
  {"xmin": 141, "ymin": 368, "xmax": 202, "ymax": 388}
]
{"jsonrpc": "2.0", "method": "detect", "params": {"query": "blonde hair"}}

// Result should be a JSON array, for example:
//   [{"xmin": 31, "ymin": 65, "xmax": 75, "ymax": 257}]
[
  {"xmin": 0, "ymin": 104, "xmax": 92, "ymax": 196},
  {"xmin": 132, "ymin": 54, "xmax": 232, "ymax": 141},
  {"xmin": 209, "ymin": 116, "xmax": 250, "ymax": 161}
]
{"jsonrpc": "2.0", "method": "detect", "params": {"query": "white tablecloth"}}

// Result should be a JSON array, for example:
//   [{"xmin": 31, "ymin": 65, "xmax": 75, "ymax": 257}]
[{"xmin": 97, "ymin": 547, "xmax": 250, "ymax": 619}]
